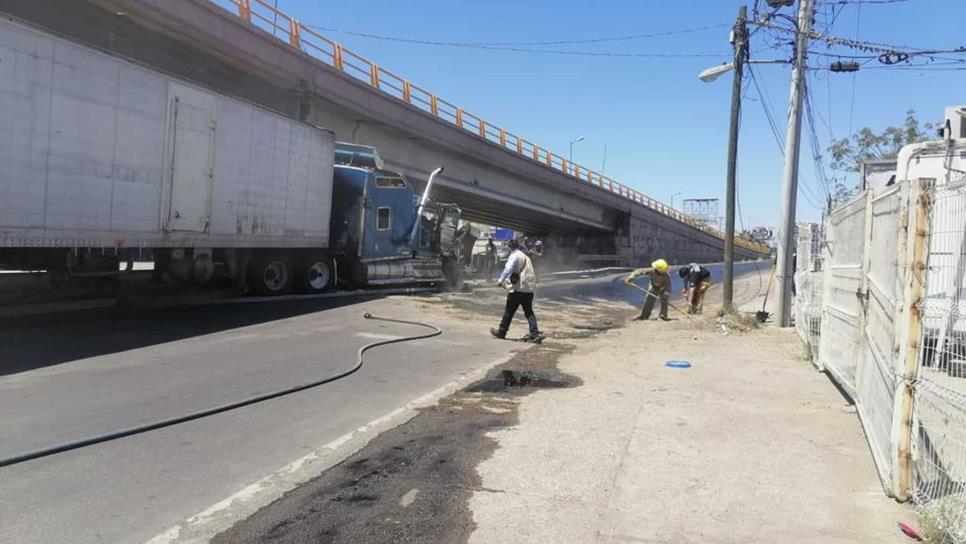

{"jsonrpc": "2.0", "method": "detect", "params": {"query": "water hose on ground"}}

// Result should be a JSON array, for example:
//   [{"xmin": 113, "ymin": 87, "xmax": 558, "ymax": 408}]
[{"xmin": 0, "ymin": 313, "xmax": 441, "ymax": 469}]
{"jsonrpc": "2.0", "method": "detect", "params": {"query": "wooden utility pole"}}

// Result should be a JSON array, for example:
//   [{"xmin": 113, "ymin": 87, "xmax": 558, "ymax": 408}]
[{"xmin": 722, "ymin": 5, "xmax": 748, "ymax": 312}]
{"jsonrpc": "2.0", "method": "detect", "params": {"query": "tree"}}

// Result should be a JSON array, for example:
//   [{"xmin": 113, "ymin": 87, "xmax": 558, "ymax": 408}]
[
  {"xmin": 739, "ymin": 227, "xmax": 773, "ymax": 246},
  {"xmin": 827, "ymin": 110, "xmax": 934, "ymax": 205}
]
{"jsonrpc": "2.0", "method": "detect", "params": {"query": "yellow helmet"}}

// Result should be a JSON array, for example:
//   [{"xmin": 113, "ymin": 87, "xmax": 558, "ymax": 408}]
[{"xmin": 652, "ymin": 259, "xmax": 669, "ymax": 273}]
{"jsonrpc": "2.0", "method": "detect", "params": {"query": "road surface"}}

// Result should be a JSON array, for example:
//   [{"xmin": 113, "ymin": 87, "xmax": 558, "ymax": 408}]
[{"xmin": 0, "ymin": 294, "xmax": 519, "ymax": 544}]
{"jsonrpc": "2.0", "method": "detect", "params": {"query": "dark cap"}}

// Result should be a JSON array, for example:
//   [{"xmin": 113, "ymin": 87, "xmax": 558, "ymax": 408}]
[{"xmin": 507, "ymin": 239, "xmax": 520, "ymax": 249}]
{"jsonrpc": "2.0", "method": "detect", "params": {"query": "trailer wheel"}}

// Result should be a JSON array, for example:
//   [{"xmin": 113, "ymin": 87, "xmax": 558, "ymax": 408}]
[
  {"xmin": 297, "ymin": 256, "xmax": 333, "ymax": 293},
  {"xmin": 250, "ymin": 253, "xmax": 292, "ymax": 296}
]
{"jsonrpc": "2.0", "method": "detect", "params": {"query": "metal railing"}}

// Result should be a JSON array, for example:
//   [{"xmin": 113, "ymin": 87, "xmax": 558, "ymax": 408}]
[{"xmin": 213, "ymin": 0, "xmax": 768, "ymax": 254}]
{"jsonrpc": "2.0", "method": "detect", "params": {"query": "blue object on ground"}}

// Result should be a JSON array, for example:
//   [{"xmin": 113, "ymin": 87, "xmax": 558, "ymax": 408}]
[{"xmin": 665, "ymin": 360, "xmax": 692, "ymax": 369}]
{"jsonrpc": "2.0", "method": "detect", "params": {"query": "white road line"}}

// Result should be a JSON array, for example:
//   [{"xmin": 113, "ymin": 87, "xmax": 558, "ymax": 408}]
[{"xmin": 145, "ymin": 351, "xmax": 519, "ymax": 544}]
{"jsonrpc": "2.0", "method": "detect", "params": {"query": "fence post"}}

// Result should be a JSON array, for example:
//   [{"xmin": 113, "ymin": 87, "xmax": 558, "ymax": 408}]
[
  {"xmin": 238, "ymin": 0, "xmax": 251, "ymax": 21},
  {"xmin": 479, "ymin": 119, "xmax": 487, "ymax": 139},
  {"xmin": 288, "ymin": 20, "xmax": 301, "ymax": 48},
  {"xmin": 430, "ymin": 95, "xmax": 438, "ymax": 116},
  {"xmin": 333, "ymin": 44, "xmax": 344, "ymax": 71},
  {"xmin": 369, "ymin": 64, "xmax": 380, "ymax": 88},
  {"xmin": 890, "ymin": 177, "xmax": 932, "ymax": 500},
  {"xmin": 402, "ymin": 81, "xmax": 411, "ymax": 104}
]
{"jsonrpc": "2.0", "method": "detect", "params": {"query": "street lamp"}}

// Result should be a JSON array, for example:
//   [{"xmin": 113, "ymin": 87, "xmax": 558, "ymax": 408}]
[
  {"xmin": 671, "ymin": 192, "xmax": 682, "ymax": 209},
  {"xmin": 698, "ymin": 63, "xmax": 735, "ymax": 83},
  {"xmin": 569, "ymin": 136, "xmax": 585, "ymax": 168}
]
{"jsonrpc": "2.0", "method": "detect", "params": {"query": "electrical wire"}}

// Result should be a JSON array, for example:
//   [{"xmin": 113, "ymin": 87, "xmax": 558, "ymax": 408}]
[
  {"xmin": 747, "ymin": 65, "xmax": 786, "ymax": 154},
  {"xmin": 302, "ymin": 24, "xmax": 725, "ymax": 58},
  {"xmin": 306, "ymin": 23, "xmax": 731, "ymax": 47},
  {"xmin": 803, "ymin": 77, "xmax": 834, "ymax": 205},
  {"xmin": 0, "ymin": 313, "xmax": 442, "ymax": 468}
]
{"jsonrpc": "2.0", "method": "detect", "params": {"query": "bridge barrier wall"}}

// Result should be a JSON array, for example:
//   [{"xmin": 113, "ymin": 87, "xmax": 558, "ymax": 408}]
[
  {"xmin": 795, "ymin": 178, "xmax": 966, "ymax": 542},
  {"xmin": 205, "ymin": 0, "xmax": 768, "ymax": 257}
]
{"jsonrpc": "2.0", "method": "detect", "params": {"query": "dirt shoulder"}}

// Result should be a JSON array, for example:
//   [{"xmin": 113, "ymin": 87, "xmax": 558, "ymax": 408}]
[{"xmin": 469, "ymin": 282, "xmax": 914, "ymax": 543}]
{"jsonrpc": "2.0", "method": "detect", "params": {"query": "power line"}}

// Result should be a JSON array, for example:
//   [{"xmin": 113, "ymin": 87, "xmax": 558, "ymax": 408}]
[
  {"xmin": 804, "ymin": 77, "xmax": 833, "ymax": 203},
  {"xmin": 746, "ymin": 65, "xmax": 824, "ymax": 211},
  {"xmin": 750, "ymin": 19, "xmax": 966, "ymax": 62},
  {"xmin": 747, "ymin": 65, "xmax": 786, "ymax": 154},
  {"xmin": 301, "ymin": 24, "xmax": 727, "ymax": 57}
]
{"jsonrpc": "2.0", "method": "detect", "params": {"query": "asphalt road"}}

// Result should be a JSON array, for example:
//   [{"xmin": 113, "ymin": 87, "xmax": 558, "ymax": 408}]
[
  {"xmin": 0, "ymin": 261, "xmax": 767, "ymax": 544},
  {"xmin": 0, "ymin": 295, "xmax": 518, "ymax": 544}
]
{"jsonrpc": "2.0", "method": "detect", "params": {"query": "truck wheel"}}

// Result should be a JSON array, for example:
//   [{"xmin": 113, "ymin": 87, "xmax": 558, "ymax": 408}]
[
  {"xmin": 250, "ymin": 253, "xmax": 292, "ymax": 296},
  {"xmin": 297, "ymin": 257, "xmax": 332, "ymax": 293}
]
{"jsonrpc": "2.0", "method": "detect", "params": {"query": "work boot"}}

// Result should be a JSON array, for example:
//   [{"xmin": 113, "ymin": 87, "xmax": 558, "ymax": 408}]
[
  {"xmin": 526, "ymin": 315, "xmax": 540, "ymax": 337},
  {"xmin": 490, "ymin": 327, "xmax": 506, "ymax": 339},
  {"xmin": 659, "ymin": 316, "xmax": 670, "ymax": 321}
]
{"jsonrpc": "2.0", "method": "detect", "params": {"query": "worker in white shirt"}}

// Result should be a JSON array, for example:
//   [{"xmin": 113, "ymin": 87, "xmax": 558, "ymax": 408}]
[{"xmin": 491, "ymin": 239, "xmax": 542, "ymax": 342}]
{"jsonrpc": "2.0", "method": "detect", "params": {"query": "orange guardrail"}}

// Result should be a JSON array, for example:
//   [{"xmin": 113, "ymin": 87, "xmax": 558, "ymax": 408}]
[{"xmin": 213, "ymin": 0, "xmax": 769, "ymax": 255}]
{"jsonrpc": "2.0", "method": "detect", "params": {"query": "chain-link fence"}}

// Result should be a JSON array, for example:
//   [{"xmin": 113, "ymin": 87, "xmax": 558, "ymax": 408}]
[{"xmin": 795, "ymin": 174, "xmax": 966, "ymax": 542}]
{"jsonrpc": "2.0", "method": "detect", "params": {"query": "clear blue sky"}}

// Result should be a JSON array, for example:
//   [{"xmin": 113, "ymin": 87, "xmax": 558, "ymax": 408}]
[{"xmin": 224, "ymin": 0, "xmax": 963, "ymax": 228}]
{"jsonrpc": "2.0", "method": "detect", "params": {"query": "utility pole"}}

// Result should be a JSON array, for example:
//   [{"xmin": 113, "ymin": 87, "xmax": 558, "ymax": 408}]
[
  {"xmin": 774, "ymin": 0, "xmax": 814, "ymax": 327},
  {"xmin": 722, "ymin": 5, "xmax": 748, "ymax": 312}
]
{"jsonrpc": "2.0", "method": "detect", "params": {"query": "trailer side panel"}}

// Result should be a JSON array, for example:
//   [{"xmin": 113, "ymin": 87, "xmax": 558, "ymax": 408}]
[{"xmin": 0, "ymin": 17, "xmax": 332, "ymax": 249}]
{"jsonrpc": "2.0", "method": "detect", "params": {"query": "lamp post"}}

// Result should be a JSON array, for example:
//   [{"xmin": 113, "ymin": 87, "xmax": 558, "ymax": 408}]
[
  {"xmin": 569, "ymin": 136, "xmax": 585, "ymax": 174},
  {"xmin": 698, "ymin": 10, "xmax": 789, "ymax": 312},
  {"xmin": 671, "ymin": 192, "xmax": 682, "ymax": 209},
  {"xmin": 698, "ymin": 5, "xmax": 747, "ymax": 313}
]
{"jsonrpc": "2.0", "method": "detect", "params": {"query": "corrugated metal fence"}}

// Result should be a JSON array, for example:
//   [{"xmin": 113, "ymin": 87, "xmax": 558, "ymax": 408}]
[{"xmin": 797, "ymin": 177, "xmax": 966, "ymax": 543}]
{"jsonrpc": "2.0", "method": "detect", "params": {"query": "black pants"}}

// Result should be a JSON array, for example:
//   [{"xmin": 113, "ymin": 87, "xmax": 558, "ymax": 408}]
[{"xmin": 498, "ymin": 291, "xmax": 539, "ymax": 336}]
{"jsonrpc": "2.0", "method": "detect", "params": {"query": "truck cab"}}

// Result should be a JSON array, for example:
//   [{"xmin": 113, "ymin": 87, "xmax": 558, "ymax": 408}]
[{"xmin": 331, "ymin": 143, "xmax": 462, "ymax": 286}]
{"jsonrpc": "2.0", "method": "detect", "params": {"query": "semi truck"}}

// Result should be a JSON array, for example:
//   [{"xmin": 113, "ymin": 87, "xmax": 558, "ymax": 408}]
[{"xmin": 0, "ymin": 17, "xmax": 462, "ymax": 294}]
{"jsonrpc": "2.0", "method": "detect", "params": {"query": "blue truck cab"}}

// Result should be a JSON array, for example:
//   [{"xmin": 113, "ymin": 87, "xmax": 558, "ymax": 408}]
[{"xmin": 331, "ymin": 143, "xmax": 462, "ymax": 286}]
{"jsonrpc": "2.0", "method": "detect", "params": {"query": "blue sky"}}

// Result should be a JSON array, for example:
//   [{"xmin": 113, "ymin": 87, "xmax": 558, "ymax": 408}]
[{"xmin": 230, "ymin": 0, "xmax": 963, "ymax": 228}]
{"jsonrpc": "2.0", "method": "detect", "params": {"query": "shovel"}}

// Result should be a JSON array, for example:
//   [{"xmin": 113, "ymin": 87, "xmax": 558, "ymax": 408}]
[
  {"xmin": 756, "ymin": 264, "xmax": 777, "ymax": 323},
  {"xmin": 626, "ymin": 282, "xmax": 693, "ymax": 320}
]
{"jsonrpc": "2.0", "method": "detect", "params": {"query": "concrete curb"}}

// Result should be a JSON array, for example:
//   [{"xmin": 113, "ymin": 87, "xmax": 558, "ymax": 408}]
[{"xmin": 145, "ymin": 349, "xmax": 525, "ymax": 544}]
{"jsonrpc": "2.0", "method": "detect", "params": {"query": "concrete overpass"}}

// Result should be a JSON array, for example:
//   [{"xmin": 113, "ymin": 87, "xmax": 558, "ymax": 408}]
[{"xmin": 0, "ymin": 0, "xmax": 769, "ymax": 264}]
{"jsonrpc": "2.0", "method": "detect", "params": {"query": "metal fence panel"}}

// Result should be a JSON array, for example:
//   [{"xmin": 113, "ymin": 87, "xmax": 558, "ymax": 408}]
[
  {"xmin": 857, "ymin": 184, "xmax": 906, "ymax": 488},
  {"xmin": 820, "ymin": 192, "xmax": 870, "ymax": 397},
  {"xmin": 913, "ymin": 179, "xmax": 966, "ymax": 542},
  {"xmin": 795, "ymin": 222, "xmax": 824, "ymax": 366}
]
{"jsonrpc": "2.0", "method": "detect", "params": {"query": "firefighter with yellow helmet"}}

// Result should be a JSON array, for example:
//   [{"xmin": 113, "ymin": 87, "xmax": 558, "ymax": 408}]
[{"xmin": 625, "ymin": 259, "xmax": 671, "ymax": 321}]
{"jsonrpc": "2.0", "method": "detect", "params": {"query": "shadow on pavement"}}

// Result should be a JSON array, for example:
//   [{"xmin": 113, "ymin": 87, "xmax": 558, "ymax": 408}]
[{"xmin": 0, "ymin": 296, "xmax": 381, "ymax": 376}]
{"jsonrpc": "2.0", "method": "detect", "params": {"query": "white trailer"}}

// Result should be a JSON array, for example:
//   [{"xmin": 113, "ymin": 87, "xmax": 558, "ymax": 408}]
[{"xmin": 0, "ymin": 17, "xmax": 337, "ymax": 294}]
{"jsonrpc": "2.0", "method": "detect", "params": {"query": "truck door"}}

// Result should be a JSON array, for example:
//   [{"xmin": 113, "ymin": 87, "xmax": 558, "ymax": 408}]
[
  {"xmin": 165, "ymin": 83, "xmax": 215, "ymax": 232},
  {"xmin": 360, "ymin": 174, "xmax": 415, "ymax": 260}
]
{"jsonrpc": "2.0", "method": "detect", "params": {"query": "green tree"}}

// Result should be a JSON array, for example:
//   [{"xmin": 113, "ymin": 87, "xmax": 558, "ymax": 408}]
[{"xmin": 827, "ymin": 110, "xmax": 934, "ymax": 205}]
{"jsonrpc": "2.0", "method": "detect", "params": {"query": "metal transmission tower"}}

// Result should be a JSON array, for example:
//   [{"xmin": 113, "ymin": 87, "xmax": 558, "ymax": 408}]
[{"xmin": 682, "ymin": 198, "xmax": 723, "ymax": 231}]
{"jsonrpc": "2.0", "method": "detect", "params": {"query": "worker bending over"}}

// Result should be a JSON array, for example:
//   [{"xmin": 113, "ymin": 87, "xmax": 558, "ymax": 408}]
[
  {"xmin": 491, "ymin": 239, "xmax": 542, "ymax": 342},
  {"xmin": 679, "ymin": 263, "xmax": 711, "ymax": 314},
  {"xmin": 625, "ymin": 259, "xmax": 671, "ymax": 321}
]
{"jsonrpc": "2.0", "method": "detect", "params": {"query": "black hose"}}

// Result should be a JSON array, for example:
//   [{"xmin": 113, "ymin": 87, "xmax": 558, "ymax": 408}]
[{"xmin": 0, "ymin": 313, "xmax": 441, "ymax": 469}]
